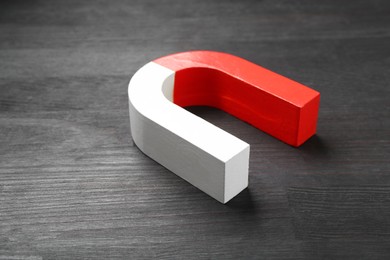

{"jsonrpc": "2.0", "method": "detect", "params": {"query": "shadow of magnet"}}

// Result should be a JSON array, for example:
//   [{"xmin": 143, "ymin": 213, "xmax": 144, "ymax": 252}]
[{"xmin": 128, "ymin": 51, "xmax": 320, "ymax": 203}]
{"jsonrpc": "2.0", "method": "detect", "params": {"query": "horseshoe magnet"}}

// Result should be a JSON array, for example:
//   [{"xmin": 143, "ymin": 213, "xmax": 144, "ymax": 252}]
[{"xmin": 128, "ymin": 51, "xmax": 320, "ymax": 203}]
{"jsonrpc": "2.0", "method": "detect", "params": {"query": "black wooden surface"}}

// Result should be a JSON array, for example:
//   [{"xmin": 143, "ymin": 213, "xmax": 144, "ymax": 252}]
[{"xmin": 1, "ymin": 1, "xmax": 389, "ymax": 259}]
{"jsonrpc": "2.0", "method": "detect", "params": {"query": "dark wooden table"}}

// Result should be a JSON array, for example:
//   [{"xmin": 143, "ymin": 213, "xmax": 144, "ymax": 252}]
[{"xmin": 1, "ymin": 1, "xmax": 389, "ymax": 259}]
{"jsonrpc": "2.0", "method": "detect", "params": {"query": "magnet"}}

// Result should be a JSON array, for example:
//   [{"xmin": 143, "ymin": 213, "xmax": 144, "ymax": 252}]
[{"xmin": 128, "ymin": 51, "xmax": 320, "ymax": 203}]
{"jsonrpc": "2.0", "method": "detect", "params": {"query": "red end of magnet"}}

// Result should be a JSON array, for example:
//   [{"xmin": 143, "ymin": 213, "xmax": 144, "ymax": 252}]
[{"xmin": 155, "ymin": 51, "xmax": 320, "ymax": 147}]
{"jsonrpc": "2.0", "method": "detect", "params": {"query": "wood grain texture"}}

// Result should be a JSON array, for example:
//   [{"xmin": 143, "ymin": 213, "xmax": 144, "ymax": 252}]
[{"xmin": 0, "ymin": 0, "xmax": 389, "ymax": 259}]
